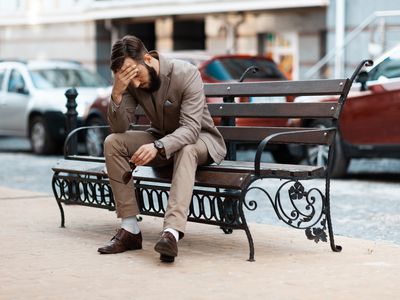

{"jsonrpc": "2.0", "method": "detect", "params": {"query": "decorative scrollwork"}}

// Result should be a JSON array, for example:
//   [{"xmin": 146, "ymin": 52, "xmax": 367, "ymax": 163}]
[
  {"xmin": 243, "ymin": 199, "xmax": 258, "ymax": 211},
  {"xmin": 305, "ymin": 218, "xmax": 328, "ymax": 243},
  {"xmin": 244, "ymin": 180, "xmax": 327, "ymax": 242},
  {"xmin": 52, "ymin": 173, "xmax": 114, "ymax": 209},
  {"xmin": 288, "ymin": 181, "xmax": 306, "ymax": 200},
  {"xmin": 136, "ymin": 184, "xmax": 243, "ymax": 227}
]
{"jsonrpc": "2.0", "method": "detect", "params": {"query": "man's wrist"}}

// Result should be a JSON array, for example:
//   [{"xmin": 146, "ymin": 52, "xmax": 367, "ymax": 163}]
[
  {"xmin": 111, "ymin": 90, "xmax": 122, "ymax": 105},
  {"xmin": 153, "ymin": 140, "xmax": 166, "ymax": 157}
]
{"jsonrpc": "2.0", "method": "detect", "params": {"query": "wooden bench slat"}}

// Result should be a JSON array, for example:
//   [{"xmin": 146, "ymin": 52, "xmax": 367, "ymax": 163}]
[
  {"xmin": 203, "ymin": 79, "xmax": 349, "ymax": 97},
  {"xmin": 201, "ymin": 161, "xmax": 325, "ymax": 177},
  {"xmin": 52, "ymin": 160, "xmax": 106, "ymax": 176},
  {"xmin": 53, "ymin": 160, "xmax": 249, "ymax": 189},
  {"xmin": 135, "ymin": 103, "xmax": 340, "ymax": 118},
  {"xmin": 217, "ymin": 126, "xmax": 336, "ymax": 145},
  {"xmin": 52, "ymin": 158, "xmax": 325, "ymax": 187},
  {"xmin": 133, "ymin": 166, "xmax": 250, "ymax": 189},
  {"xmin": 52, "ymin": 160, "xmax": 250, "ymax": 189},
  {"xmin": 207, "ymin": 102, "xmax": 339, "ymax": 118},
  {"xmin": 127, "ymin": 125, "xmax": 335, "ymax": 145}
]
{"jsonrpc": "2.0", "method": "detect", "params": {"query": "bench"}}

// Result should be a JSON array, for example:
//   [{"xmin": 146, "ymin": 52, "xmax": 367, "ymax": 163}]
[{"xmin": 52, "ymin": 60, "xmax": 372, "ymax": 261}]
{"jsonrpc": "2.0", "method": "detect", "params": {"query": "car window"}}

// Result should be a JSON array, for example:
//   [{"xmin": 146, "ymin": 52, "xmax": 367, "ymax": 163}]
[
  {"xmin": 205, "ymin": 60, "xmax": 232, "ymax": 80},
  {"xmin": 205, "ymin": 58, "xmax": 286, "ymax": 81},
  {"xmin": 0, "ymin": 68, "xmax": 5, "ymax": 90},
  {"xmin": 29, "ymin": 67, "xmax": 109, "ymax": 89},
  {"xmin": 369, "ymin": 57, "xmax": 400, "ymax": 81},
  {"xmin": 7, "ymin": 69, "xmax": 26, "ymax": 93}
]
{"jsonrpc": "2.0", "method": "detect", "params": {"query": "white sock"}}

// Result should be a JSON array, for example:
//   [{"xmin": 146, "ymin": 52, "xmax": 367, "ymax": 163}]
[
  {"xmin": 164, "ymin": 228, "xmax": 179, "ymax": 242},
  {"xmin": 121, "ymin": 216, "xmax": 140, "ymax": 234}
]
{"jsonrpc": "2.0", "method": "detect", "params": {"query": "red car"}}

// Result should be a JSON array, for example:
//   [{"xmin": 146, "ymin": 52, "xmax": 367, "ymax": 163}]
[
  {"xmin": 85, "ymin": 53, "xmax": 289, "ymax": 157},
  {"xmin": 197, "ymin": 54, "xmax": 290, "ymax": 127},
  {"xmin": 290, "ymin": 44, "xmax": 400, "ymax": 177}
]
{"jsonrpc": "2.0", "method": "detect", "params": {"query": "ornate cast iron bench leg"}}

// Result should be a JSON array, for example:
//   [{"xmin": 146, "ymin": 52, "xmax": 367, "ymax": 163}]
[
  {"xmin": 239, "ymin": 199, "xmax": 255, "ymax": 262},
  {"xmin": 244, "ymin": 178, "xmax": 341, "ymax": 254},
  {"xmin": 52, "ymin": 172, "xmax": 66, "ymax": 228},
  {"xmin": 325, "ymin": 180, "xmax": 342, "ymax": 252}
]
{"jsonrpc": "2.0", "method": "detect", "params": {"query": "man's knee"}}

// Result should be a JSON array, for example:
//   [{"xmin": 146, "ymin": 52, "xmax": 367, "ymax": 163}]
[
  {"xmin": 104, "ymin": 133, "xmax": 123, "ymax": 155},
  {"xmin": 176, "ymin": 144, "xmax": 198, "ymax": 160}
]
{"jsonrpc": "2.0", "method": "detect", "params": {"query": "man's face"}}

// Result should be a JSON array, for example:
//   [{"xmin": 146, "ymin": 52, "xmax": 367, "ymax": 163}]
[{"xmin": 120, "ymin": 57, "xmax": 160, "ymax": 93}]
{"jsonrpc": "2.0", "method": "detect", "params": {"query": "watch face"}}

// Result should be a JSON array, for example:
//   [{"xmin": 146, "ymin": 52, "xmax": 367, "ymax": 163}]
[{"xmin": 154, "ymin": 140, "xmax": 163, "ymax": 149}]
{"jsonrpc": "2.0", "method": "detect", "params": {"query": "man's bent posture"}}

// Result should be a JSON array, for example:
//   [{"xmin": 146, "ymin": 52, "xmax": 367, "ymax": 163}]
[{"xmin": 98, "ymin": 35, "xmax": 226, "ymax": 262}]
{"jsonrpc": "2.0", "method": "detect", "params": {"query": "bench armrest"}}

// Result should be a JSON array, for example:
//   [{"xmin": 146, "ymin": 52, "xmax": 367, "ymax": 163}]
[
  {"xmin": 64, "ymin": 125, "xmax": 110, "ymax": 159},
  {"xmin": 254, "ymin": 127, "xmax": 336, "ymax": 176}
]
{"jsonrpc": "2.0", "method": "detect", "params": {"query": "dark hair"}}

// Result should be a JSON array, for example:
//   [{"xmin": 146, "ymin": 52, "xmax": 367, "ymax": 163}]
[{"xmin": 110, "ymin": 35, "xmax": 148, "ymax": 72}]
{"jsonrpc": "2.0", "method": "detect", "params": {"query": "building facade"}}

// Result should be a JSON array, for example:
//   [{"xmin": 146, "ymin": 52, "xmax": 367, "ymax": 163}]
[{"xmin": 0, "ymin": 0, "xmax": 399, "ymax": 81}]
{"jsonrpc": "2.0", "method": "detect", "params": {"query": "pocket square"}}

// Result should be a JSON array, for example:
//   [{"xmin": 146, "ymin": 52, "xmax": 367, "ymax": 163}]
[{"xmin": 164, "ymin": 99, "xmax": 173, "ymax": 106}]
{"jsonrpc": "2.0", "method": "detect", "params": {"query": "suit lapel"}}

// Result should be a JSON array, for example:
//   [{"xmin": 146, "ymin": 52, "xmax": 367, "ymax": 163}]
[
  {"xmin": 153, "ymin": 53, "xmax": 173, "ymax": 130},
  {"xmin": 135, "ymin": 89, "xmax": 157, "ymax": 122}
]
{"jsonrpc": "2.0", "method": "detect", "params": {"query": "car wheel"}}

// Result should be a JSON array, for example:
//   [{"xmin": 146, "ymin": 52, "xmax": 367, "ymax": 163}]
[
  {"xmin": 30, "ymin": 116, "xmax": 56, "ymax": 155},
  {"xmin": 85, "ymin": 117, "xmax": 108, "ymax": 157},
  {"xmin": 306, "ymin": 120, "xmax": 349, "ymax": 178},
  {"xmin": 271, "ymin": 144, "xmax": 304, "ymax": 164}
]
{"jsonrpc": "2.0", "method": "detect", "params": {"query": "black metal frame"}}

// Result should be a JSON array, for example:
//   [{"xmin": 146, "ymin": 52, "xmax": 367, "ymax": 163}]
[{"xmin": 52, "ymin": 60, "xmax": 372, "ymax": 261}]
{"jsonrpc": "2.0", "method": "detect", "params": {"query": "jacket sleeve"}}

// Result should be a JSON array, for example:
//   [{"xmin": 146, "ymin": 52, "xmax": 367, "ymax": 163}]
[
  {"xmin": 107, "ymin": 88, "xmax": 138, "ymax": 133},
  {"xmin": 159, "ymin": 68, "xmax": 204, "ymax": 159}
]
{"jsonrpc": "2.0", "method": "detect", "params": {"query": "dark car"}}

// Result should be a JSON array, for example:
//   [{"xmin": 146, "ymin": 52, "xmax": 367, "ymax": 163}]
[
  {"xmin": 86, "ymin": 53, "xmax": 289, "ymax": 157},
  {"xmin": 290, "ymin": 44, "xmax": 400, "ymax": 177}
]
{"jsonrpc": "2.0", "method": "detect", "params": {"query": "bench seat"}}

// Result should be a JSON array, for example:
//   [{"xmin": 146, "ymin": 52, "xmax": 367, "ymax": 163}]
[{"xmin": 53, "ymin": 159, "xmax": 325, "ymax": 190}]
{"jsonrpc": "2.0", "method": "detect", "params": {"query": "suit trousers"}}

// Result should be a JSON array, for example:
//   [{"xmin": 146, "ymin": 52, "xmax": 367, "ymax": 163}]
[{"xmin": 104, "ymin": 131, "xmax": 211, "ymax": 234}]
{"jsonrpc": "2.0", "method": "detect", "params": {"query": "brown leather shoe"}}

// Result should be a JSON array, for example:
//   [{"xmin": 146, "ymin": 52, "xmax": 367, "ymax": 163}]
[
  {"xmin": 98, "ymin": 228, "xmax": 142, "ymax": 254},
  {"xmin": 154, "ymin": 232, "xmax": 178, "ymax": 263}
]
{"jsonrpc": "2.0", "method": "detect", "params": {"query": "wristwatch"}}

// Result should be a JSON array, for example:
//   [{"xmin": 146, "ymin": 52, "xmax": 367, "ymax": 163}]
[{"xmin": 153, "ymin": 140, "xmax": 166, "ymax": 157}]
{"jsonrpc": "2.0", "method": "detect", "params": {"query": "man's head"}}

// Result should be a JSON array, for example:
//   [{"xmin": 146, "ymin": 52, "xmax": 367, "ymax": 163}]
[{"xmin": 110, "ymin": 35, "xmax": 161, "ymax": 92}]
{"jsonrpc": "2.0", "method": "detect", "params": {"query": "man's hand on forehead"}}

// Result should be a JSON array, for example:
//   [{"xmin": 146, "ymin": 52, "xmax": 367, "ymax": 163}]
[
  {"xmin": 111, "ymin": 61, "xmax": 140, "ymax": 103},
  {"xmin": 120, "ymin": 62, "xmax": 140, "ymax": 78}
]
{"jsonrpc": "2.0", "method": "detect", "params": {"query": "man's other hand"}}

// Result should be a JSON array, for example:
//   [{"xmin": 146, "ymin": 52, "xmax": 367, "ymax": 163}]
[{"xmin": 131, "ymin": 143, "xmax": 158, "ymax": 166}]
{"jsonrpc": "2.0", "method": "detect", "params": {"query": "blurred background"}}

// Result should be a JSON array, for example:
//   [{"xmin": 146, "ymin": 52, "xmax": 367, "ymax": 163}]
[
  {"xmin": 0, "ymin": 0, "xmax": 399, "ymax": 243},
  {"xmin": 0, "ymin": 0, "xmax": 399, "ymax": 80}
]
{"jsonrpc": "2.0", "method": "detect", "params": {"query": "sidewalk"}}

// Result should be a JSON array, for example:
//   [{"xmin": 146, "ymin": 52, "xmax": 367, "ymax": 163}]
[{"xmin": 0, "ymin": 186, "xmax": 399, "ymax": 300}]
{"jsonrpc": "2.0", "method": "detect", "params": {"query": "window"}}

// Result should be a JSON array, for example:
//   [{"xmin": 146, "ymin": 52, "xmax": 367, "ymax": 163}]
[
  {"xmin": 205, "ymin": 58, "xmax": 286, "ymax": 81},
  {"xmin": 369, "ymin": 57, "xmax": 400, "ymax": 81},
  {"xmin": 0, "ymin": 68, "xmax": 5, "ymax": 90},
  {"xmin": 7, "ymin": 69, "xmax": 26, "ymax": 93},
  {"xmin": 29, "ymin": 67, "xmax": 108, "ymax": 89}
]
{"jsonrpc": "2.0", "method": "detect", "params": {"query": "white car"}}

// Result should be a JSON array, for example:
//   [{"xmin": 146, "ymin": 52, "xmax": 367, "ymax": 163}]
[{"xmin": 0, "ymin": 60, "xmax": 111, "ymax": 154}]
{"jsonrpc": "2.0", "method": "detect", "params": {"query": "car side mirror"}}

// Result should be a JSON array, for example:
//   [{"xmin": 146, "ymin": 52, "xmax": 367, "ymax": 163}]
[{"xmin": 356, "ymin": 71, "xmax": 369, "ymax": 91}]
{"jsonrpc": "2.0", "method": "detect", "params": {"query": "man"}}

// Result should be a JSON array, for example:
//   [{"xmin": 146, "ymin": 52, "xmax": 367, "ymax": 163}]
[{"xmin": 98, "ymin": 35, "xmax": 226, "ymax": 262}]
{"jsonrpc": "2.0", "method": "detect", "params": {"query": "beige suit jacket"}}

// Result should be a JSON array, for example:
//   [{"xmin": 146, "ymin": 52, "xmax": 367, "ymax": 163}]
[{"xmin": 107, "ymin": 51, "xmax": 227, "ymax": 164}]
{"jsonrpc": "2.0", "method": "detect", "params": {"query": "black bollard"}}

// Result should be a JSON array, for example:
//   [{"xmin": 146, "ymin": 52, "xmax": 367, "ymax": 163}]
[{"xmin": 65, "ymin": 88, "xmax": 78, "ymax": 155}]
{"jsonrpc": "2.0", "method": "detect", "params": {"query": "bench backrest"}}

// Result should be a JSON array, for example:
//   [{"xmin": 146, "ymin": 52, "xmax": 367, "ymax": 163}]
[
  {"xmin": 63, "ymin": 60, "xmax": 372, "ymax": 166},
  {"xmin": 131, "ymin": 78, "xmax": 351, "ymax": 147},
  {"xmin": 128, "ymin": 59, "xmax": 373, "ymax": 150}
]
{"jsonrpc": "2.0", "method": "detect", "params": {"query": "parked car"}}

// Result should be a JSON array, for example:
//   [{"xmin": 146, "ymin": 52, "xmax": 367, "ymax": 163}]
[
  {"xmin": 87, "ymin": 53, "xmax": 290, "ymax": 157},
  {"xmin": 291, "ymin": 44, "xmax": 400, "ymax": 177},
  {"xmin": 0, "ymin": 60, "xmax": 111, "ymax": 154}
]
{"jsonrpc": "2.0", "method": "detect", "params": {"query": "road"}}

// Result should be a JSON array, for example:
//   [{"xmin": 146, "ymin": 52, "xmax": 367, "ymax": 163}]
[{"xmin": 1, "ymin": 136, "xmax": 399, "ymax": 245}]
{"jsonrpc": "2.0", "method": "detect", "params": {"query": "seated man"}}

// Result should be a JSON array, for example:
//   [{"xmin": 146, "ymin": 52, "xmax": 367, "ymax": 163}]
[{"xmin": 98, "ymin": 35, "xmax": 226, "ymax": 263}]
